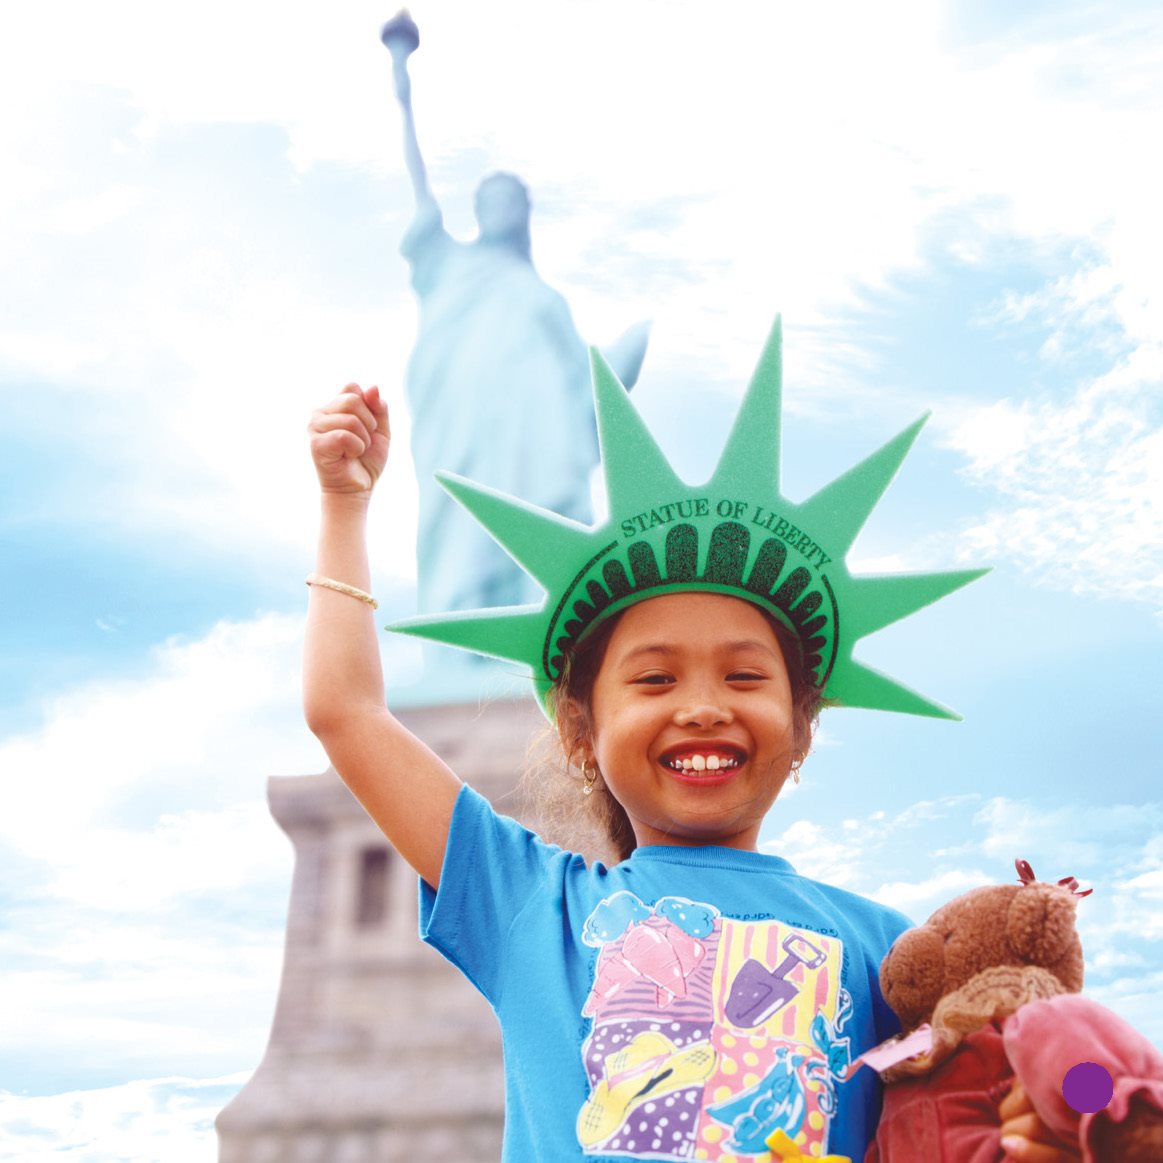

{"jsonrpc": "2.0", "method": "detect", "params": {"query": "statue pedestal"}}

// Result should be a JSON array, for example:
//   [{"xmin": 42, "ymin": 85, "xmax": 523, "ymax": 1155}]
[{"xmin": 216, "ymin": 698, "xmax": 558, "ymax": 1162}]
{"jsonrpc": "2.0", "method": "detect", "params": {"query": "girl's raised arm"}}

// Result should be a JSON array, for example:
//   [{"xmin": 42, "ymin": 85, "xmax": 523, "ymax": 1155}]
[{"xmin": 303, "ymin": 383, "xmax": 461, "ymax": 888}]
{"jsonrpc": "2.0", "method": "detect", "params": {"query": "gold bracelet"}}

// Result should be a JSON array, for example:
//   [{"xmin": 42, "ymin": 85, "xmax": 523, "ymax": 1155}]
[{"xmin": 306, "ymin": 573, "xmax": 378, "ymax": 609}]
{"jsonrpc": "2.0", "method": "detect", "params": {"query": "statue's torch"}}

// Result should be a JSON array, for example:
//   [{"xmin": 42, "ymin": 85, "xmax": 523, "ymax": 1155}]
[{"xmin": 381, "ymin": 10, "xmax": 420, "ymax": 107}]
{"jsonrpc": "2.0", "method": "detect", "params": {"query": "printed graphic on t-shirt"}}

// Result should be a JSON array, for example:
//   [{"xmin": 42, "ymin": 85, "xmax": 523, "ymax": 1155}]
[{"xmin": 577, "ymin": 892, "xmax": 852, "ymax": 1161}]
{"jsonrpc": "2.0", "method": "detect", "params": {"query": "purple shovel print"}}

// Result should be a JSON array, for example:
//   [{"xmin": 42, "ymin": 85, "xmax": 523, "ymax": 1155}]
[{"xmin": 725, "ymin": 932, "xmax": 828, "ymax": 1028}]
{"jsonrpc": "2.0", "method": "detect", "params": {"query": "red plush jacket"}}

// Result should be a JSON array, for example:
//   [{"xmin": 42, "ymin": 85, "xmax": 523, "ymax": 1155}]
[{"xmin": 867, "ymin": 994, "xmax": 1163, "ymax": 1163}]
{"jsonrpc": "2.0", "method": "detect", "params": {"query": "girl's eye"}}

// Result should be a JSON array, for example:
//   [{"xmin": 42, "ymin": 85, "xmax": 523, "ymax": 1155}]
[
  {"xmin": 632, "ymin": 673, "xmax": 674, "ymax": 686},
  {"xmin": 728, "ymin": 671, "xmax": 766, "ymax": 682}
]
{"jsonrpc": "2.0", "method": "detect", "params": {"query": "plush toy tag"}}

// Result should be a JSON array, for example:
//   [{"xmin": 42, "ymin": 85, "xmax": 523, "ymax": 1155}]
[{"xmin": 847, "ymin": 1024, "xmax": 933, "ymax": 1077}]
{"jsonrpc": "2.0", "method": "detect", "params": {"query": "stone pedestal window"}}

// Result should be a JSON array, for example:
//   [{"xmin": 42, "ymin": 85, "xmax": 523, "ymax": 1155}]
[{"xmin": 355, "ymin": 846, "xmax": 391, "ymax": 928}]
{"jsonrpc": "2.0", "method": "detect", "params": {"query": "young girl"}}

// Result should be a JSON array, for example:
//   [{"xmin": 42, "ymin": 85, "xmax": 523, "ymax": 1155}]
[{"xmin": 304, "ymin": 355, "xmax": 1079, "ymax": 1162}]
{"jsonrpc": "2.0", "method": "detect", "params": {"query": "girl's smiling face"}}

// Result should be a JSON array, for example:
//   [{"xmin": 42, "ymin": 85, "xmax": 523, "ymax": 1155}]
[{"xmin": 585, "ymin": 592, "xmax": 801, "ymax": 852}]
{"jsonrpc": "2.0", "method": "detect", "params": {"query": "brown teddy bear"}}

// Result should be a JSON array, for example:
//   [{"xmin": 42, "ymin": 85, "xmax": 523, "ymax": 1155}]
[{"xmin": 866, "ymin": 860, "xmax": 1163, "ymax": 1163}]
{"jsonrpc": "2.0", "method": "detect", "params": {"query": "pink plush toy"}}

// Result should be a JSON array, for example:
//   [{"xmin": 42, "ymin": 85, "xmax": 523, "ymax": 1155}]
[{"xmin": 866, "ymin": 861, "xmax": 1163, "ymax": 1163}]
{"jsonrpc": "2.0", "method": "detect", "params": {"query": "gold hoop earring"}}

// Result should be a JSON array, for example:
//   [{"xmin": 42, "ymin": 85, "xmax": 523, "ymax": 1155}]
[{"xmin": 582, "ymin": 763, "xmax": 598, "ymax": 796}]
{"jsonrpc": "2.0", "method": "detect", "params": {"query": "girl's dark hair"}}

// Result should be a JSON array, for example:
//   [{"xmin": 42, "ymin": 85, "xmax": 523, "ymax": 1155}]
[{"xmin": 526, "ymin": 600, "xmax": 824, "ymax": 865}]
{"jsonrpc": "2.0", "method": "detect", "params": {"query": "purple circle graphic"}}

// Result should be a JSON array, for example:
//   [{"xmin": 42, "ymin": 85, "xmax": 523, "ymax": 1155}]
[{"xmin": 1062, "ymin": 1061, "xmax": 1114, "ymax": 1113}]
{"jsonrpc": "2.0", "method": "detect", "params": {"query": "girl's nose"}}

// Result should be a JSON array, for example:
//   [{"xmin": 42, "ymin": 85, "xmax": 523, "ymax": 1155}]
[{"xmin": 675, "ymin": 699, "xmax": 733, "ymax": 728}]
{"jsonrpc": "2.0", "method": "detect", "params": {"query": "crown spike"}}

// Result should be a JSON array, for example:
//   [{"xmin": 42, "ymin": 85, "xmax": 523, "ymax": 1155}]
[
  {"xmin": 708, "ymin": 316, "xmax": 783, "ymax": 495},
  {"xmin": 824, "ymin": 658, "xmax": 962, "ymax": 720},
  {"xmin": 797, "ymin": 414, "xmax": 930, "ymax": 556},
  {"xmin": 436, "ymin": 471, "xmax": 594, "ymax": 591},
  {"xmin": 390, "ymin": 605, "xmax": 545, "ymax": 671},
  {"xmin": 591, "ymin": 348, "xmax": 687, "ymax": 514},
  {"xmin": 845, "ymin": 569, "xmax": 991, "ymax": 639}
]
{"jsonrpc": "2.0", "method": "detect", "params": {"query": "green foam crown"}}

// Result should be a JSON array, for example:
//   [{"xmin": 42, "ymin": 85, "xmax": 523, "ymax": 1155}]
[{"xmin": 389, "ymin": 318, "xmax": 987, "ymax": 718}]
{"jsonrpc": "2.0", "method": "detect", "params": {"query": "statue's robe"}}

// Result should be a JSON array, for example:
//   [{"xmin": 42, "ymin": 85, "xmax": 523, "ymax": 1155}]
[{"xmin": 403, "ymin": 206, "xmax": 597, "ymax": 615}]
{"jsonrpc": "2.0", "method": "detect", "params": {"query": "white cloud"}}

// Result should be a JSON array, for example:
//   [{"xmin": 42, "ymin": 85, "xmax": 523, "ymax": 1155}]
[
  {"xmin": 0, "ymin": 614, "xmax": 320, "ymax": 854},
  {"xmin": 1090, "ymin": 948, "xmax": 1148, "ymax": 972},
  {"xmin": 1121, "ymin": 868, "xmax": 1163, "ymax": 897},
  {"xmin": 973, "ymin": 796, "xmax": 1163, "ymax": 874},
  {"xmin": 0, "ymin": 905, "xmax": 284, "ymax": 1086},
  {"xmin": 763, "ymin": 792, "xmax": 982, "ymax": 897},
  {"xmin": 0, "ymin": 36, "xmax": 422, "ymax": 572},
  {"xmin": 1087, "ymin": 968, "xmax": 1163, "ymax": 1050},
  {"xmin": 872, "ymin": 868, "xmax": 993, "ymax": 918},
  {"xmin": 0, "ymin": 1074, "xmax": 244, "ymax": 1163},
  {"xmin": 946, "ymin": 294, "xmax": 1163, "ymax": 611},
  {"xmin": 45, "ymin": 803, "xmax": 290, "ymax": 912}
]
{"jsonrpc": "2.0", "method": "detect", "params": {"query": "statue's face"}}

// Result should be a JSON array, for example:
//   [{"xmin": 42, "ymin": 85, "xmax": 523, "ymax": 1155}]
[{"xmin": 474, "ymin": 176, "xmax": 530, "ymax": 238}]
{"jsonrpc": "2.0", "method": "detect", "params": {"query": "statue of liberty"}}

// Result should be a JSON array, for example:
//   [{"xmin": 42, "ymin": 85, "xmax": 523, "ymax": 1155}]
[{"xmin": 382, "ymin": 11, "xmax": 650, "ymax": 615}]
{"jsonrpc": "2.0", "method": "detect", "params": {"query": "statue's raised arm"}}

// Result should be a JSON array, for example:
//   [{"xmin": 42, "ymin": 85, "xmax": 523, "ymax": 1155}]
[{"xmin": 381, "ymin": 10, "xmax": 437, "ymax": 217}]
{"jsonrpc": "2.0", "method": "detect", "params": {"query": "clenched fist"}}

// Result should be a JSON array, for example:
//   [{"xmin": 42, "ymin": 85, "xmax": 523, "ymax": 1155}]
[{"xmin": 308, "ymin": 384, "xmax": 391, "ymax": 497}]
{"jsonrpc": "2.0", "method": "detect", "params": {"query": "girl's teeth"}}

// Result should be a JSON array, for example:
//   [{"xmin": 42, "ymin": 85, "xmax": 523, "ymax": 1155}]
[{"xmin": 668, "ymin": 754, "xmax": 740, "ymax": 772}]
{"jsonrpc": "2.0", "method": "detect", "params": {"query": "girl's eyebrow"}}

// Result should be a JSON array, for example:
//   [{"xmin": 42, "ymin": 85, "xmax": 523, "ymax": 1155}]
[
  {"xmin": 722, "ymin": 638, "xmax": 780, "ymax": 656},
  {"xmin": 618, "ymin": 643, "xmax": 676, "ymax": 663}
]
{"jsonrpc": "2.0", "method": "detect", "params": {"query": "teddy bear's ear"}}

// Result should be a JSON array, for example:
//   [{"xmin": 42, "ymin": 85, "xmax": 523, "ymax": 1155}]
[
  {"xmin": 1005, "ymin": 882, "xmax": 1079, "ymax": 965},
  {"xmin": 880, "ymin": 926, "xmax": 946, "ymax": 1028}
]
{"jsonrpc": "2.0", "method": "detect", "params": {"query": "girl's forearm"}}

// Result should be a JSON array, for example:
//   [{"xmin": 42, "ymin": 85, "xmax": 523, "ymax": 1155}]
[{"xmin": 303, "ymin": 492, "xmax": 385, "ymax": 735}]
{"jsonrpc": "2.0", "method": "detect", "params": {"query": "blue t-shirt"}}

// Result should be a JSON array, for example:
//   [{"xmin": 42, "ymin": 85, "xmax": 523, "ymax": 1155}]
[{"xmin": 421, "ymin": 785, "xmax": 909, "ymax": 1162}]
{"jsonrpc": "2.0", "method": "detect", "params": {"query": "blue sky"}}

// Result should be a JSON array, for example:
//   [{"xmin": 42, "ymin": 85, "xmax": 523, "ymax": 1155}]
[{"xmin": 2, "ymin": 1, "xmax": 1161, "ymax": 1157}]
